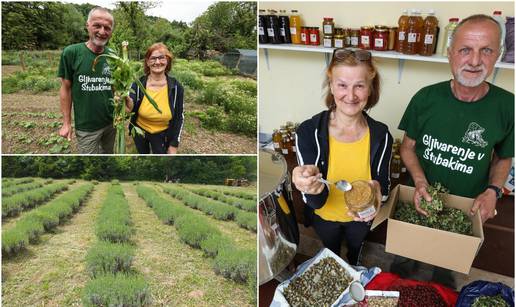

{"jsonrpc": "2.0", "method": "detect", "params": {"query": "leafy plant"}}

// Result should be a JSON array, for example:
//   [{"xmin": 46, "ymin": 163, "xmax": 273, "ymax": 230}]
[
  {"xmin": 472, "ymin": 295, "xmax": 509, "ymax": 307},
  {"xmin": 86, "ymin": 241, "xmax": 135, "ymax": 277},
  {"xmin": 82, "ymin": 273, "xmax": 151, "ymax": 307},
  {"xmin": 93, "ymin": 41, "xmax": 161, "ymax": 154}
]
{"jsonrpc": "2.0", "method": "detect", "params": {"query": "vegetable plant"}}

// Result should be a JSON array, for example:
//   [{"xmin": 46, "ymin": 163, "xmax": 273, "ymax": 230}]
[{"xmin": 93, "ymin": 41, "xmax": 161, "ymax": 154}]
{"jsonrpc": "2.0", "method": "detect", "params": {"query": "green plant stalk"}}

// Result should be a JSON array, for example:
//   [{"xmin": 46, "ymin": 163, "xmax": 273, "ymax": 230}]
[{"xmin": 93, "ymin": 41, "xmax": 162, "ymax": 154}]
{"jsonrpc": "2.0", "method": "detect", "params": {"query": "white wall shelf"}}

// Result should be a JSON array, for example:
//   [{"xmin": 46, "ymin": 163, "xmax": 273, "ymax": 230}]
[{"xmin": 260, "ymin": 43, "xmax": 514, "ymax": 84}]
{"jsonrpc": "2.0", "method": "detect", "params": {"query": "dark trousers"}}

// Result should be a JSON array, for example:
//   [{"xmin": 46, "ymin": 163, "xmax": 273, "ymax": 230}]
[
  {"xmin": 312, "ymin": 214, "xmax": 371, "ymax": 265},
  {"xmin": 133, "ymin": 130, "xmax": 167, "ymax": 154}
]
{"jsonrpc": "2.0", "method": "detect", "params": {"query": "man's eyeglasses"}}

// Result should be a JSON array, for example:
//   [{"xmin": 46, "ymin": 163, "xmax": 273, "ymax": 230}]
[
  {"xmin": 149, "ymin": 55, "xmax": 167, "ymax": 63},
  {"xmin": 332, "ymin": 48, "xmax": 371, "ymax": 61}
]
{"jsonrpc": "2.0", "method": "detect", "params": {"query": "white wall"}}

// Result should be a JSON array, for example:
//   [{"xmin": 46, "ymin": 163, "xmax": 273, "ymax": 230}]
[{"xmin": 259, "ymin": 1, "xmax": 515, "ymax": 138}]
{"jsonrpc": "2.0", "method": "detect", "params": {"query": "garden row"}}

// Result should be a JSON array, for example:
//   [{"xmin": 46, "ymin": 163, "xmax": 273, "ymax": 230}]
[
  {"xmin": 2, "ymin": 177, "xmax": 34, "ymax": 188},
  {"xmin": 217, "ymin": 187, "xmax": 257, "ymax": 201},
  {"xmin": 2, "ymin": 180, "xmax": 74, "ymax": 218},
  {"xmin": 136, "ymin": 185, "xmax": 256, "ymax": 305},
  {"xmin": 2, "ymin": 178, "xmax": 51, "ymax": 197},
  {"xmin": 2, "ymin": 183, "xmax": 94, "ymax": 257},
  {"xmin": 182, "ymin": 185, "xmax": 255, "ymax": 212},
  {"xmin": 161, "ymin": 185, "xmax": 256, "ymax": 232},
  {"xmin": 83, "ymin": 183, "xmax": 150, "ymax": 306}
]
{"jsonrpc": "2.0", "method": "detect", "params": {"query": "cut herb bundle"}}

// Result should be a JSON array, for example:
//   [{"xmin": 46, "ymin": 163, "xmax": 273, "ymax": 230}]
[{"xmin": 393, "ymin": 183, "xmax": 473, "ymax": 236}]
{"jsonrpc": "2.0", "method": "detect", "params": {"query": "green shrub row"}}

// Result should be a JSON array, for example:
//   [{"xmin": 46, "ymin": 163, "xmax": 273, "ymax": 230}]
[
  {"xmin": 2, "ymin": 177, "xmax": 35, "ymax": 189},
  {"xmin": 2, "ymin": 183, "xmax": 94, "ymax": 257},
  {"xmin": 136, "ymin": 185, "xmax": 256, "ymax": 296},
  {"xmin": 2, "ymin": 181, "xmax": 72, "ymax": 218},
  {"xmin": 163, "ymin": 185, "xmax": 257, "ymax": 232},
  {"xmin": 2, "ymin": 67, "xmax": 61, "ymax": 94},
  {"xmin": 83, "ymin": 274, "xmax": 151, "ymax": 307},
  {"xmin": 2, "ymin": 179, "xmax": 51, "ymax": 197},
  {"xmin": 95, "ymin": 185, "xmax": 133, "ymax": 243},
  {"xmin": 219, "ymin": 188, "xmax": 257, "ymax": 201},
  {"xmin": 83, "ymin": 184, "xmax": 150, "ymax": 306},
  {"xmin": 183, "ymin": 186, "xmax": 256, "ymax": 212}
]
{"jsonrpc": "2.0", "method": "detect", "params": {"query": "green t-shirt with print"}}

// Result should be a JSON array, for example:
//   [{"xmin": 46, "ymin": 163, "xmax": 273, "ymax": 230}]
[
  {"xmin": 399, "ymin": 80, "xmax": 514, "ymax": 198},
  {"xmin": 57, "ymin": 43, "xmax": 114, "ymax": 132}
]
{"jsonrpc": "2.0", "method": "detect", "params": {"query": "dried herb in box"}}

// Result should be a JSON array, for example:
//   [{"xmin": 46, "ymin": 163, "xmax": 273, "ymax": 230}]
[
  {"xmin": 393, "ymin": 183, "xmax": 473, "ymax": 236},
  {"xmin": 283, "ymin": 257, "xmax": 353, "ymax": 307}
]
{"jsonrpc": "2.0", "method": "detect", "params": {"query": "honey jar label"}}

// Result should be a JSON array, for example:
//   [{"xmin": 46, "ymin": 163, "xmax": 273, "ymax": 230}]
[
  {"xmin": 424, "ymin": 34, "xmax": 434, "ymax": 44},
  {"xmin": 398, "ymin": 31, "xmax": 406, "ymax": 41},
  {"xmin": 357, "ymin": 206, "xmax": 376, "ymax": 219},
  {"xmin": 259, "ymin": 27, "xmax": 265, "ymax": 35},
  {"xmin": 310, "ymin": 34, "xmax": 317, "ymax": 42},
  {"xmin": 267, "ymin": 28, "xmax": 275, "ymax": 37},
  {"xmin": 280, "ymin": 28, "xmax": 286, "ymax": 36},
  {"xmin": 374, "ymin": 38, "xmax": 384, "ymax": 48},
  {"xmin": 324, "ymin": 25, "xmax": 333, "ymax": 34},
  {"xmin": 301, "ymin": 33, "xmax": 307, "ymax": 41},
  {"xmin": 290, "ymin": 27, "xmax": 297, "ymax": 34},
  {"xmin": 361, "ymin": 36, "xmax": 370, "ymax": 44},
  {"xmin": 351, "ymin": 37, "xmax": 359, "ymax": 46},
  {"xmin": 323, "ymin": 38, "xmax": 332, "ymax": 47},
  {"xmin": 407, "ymin": 32, "xmax": 417, "ymax": 43},
  {"xmin": 335, "ymin": 39, "xmax": 344, "ymax": 48}
]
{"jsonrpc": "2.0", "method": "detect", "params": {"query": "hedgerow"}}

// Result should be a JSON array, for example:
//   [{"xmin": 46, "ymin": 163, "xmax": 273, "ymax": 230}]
[
  {"xmin": 184, "ymin": 186, "xmax": 256, "ymax": 212},
  {"xmin": 82, "ymin": 274, "xmax": 151, "ymax": 307},
  {"xmin": 2, "ymin": 177, "xmax": 35, "ymax": 188},
  {"xmin": 136, "ymin": 185, "xmax": 190, "ymax": 224},
  {"xmin": 2, "ymin": 179, "xmax": 51, "ymax": 197},
  {"xmin": 95, "ymin": 185, "xmax": 133, "ymax": 243},
  {"xmin": 219, "ymin": 188, "xmax": 256, "ymax": 201},
  {"xmin": 2, "ymin": 183, "xmax": 94, "ymax": 257}
]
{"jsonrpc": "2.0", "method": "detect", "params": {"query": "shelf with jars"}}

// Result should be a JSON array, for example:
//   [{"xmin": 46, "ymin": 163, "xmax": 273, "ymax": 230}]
[{"xmin": 259, "ymin": 44, "xmax": 514, "ymax": 84}]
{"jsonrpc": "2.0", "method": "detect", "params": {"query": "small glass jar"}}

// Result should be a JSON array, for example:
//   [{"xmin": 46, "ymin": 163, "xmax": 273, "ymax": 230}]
[
  {"xmin": 350, "ymin": 28, "xmax": 360, "ymax": 47},
  {"xmin": 373, "ymin": 26, "xmax": 389, "ymax": 51},
  {"xmin": 301, "ymin": 27, "xmax": 310, "ymax": 45},
  {"xmin": 322, "ymin": 17, "xmax": 335, "ymax": 36},
  {"xmin": 359, "ymin": 26, "xmax": 373, "ymax": 49},
  {"xmin": 323, "ymin": 34, "xmax": 333, "ymax": 48},
  {"xmin": 309, "ymin": 27, "xmax": 320, "ymax": 46},
  {"xmin": 333, "ymin": 28, "xmax": 345, "ymax": 48},
  {"xmin": 344, "ymin": 180, "xmax": 377, "ymax": 219}
]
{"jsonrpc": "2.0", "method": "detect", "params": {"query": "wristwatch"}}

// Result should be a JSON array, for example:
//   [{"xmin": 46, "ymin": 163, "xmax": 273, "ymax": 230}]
[{"xmin": 487, "ymin": 185, "xmax": 503, "ymax": 199}]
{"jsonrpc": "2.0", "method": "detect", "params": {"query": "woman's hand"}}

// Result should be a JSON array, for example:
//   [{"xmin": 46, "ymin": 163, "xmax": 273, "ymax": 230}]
[
  {"xmin": 292, "ymin": 165, "xmax": 324, "ymax": 195},
  {"xmin": 348, "ymin": 180, "xmax": 382, "ymax": 222},
  {"xmin": 167, "ymin": 146, "xmax": 177, "ymax": 154},
  {"xmin": 125, "ymin": 96, "xmax": 134, "ymax": 113}
]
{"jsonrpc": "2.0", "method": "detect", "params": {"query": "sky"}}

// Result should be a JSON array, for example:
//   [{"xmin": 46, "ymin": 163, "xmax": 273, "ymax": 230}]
[{"xmin": 64, "ymin": 0, "xmax": 216, "ymax": 23}]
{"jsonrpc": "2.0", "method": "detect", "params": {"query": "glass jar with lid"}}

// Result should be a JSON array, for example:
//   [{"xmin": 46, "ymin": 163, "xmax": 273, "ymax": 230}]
[
  {"xmin": 322, "ymin": 17, "xmax": 335, "ymax": 36},
  {"xmin": 309, "ymin": 27, "xmax": 320, "ymax": 45},
  {"xmin": 333, "ymin": 28, "xmax": 345, "ymax": 48},
  {"xmin": 301, "ymin": 27, "xmax": 310, "ymax": 45},
  {"xmin": 323, "ymin": 34, "xmax": 333, "ymax": 48},
  {"xmin": 344, "ymin": 180, "xmax": 377, "ymax": 219},
  {"xmin": 349, "ymin": 28, "xmax": 360, "ymax": 47},
  {"xmin": 373, "ymin": 25, "xmax": 389, "ymax": 51},
  {"xmin": 359, "ymin": 26, "xmax": 373, "ymax": 49}
]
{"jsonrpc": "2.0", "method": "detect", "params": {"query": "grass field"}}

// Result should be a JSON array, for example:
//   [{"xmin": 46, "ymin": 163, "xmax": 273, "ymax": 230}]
[{"xmin": 2, "ymin": 178, "xmax": 257, "ymax": 306}]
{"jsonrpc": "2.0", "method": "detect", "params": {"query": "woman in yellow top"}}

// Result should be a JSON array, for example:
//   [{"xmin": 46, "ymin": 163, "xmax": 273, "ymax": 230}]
[
  {"xmin": 292, "ymin": 49, "xmax": 393, "ymax": 265},
  {"xmin": 129, "ymin": 43, "xmax": 184, "ymax": 154}
]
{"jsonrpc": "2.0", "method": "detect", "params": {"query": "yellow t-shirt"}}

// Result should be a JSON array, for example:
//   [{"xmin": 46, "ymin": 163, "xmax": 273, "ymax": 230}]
[
  {"xmin": 136, "ymin": 86, "xmax": 172, "ymax": 133},
  {"xmin": 315, "ymin": 129, "xmax": 371, "ymax": 222}
]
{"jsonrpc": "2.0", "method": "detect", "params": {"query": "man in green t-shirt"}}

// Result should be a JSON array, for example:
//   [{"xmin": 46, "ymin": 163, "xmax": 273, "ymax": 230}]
[
  {"xmin": 393, "ymin": 15, "xmax": 514, "ymax": 288},
  {"xmin": 57, "ymin": 7, "xmax": 115, "ymax": 154}
]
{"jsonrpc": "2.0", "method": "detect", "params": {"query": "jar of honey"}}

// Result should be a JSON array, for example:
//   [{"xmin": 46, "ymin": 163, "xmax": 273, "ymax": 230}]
[
  {"xmin": 350, "ymin": 28, "xmax": 360, "ymax": 47},
  {"xmin": 309, "ymin": 27, "xmax": 320, "ymax": 46},
  {"xmin": 344, "ymin": 180, "xmax": 377, "ymax": 219},
  {"xmin": 373, "ymin": 26, "xmax": 389, "ymax": 51},
  {"xmin": 333, "ymin": 28, "xmax": 345, "ymax": 48},
  {"xmin": 388, "ymin": 27, "xmax": 398, "ymax": 50},
  {"xmin": 359, "ymin": 26, "xmax": 373, "ymax": 49}
]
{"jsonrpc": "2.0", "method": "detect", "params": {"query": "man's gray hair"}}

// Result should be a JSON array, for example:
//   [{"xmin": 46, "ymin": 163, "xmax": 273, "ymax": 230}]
[
  {"xmin": 87, "ymin": 6, "xmax": 114, "ymax": 27},
  {"xmin": 450, "ymin": 14, "xmax": 502, "ymax": 49}
]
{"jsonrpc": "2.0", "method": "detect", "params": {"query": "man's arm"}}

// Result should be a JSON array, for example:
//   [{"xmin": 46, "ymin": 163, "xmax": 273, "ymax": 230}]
[
  {"xmin": 470, "ymin": 153, "xmax": 512, "ymax": 222},
  {"xmin": 400, "ymin": 133, "xmax": 432, "ymax": 216},
  {"xmin": 59, "ymin": 78, "xmax": 73, "ymax": 140}
]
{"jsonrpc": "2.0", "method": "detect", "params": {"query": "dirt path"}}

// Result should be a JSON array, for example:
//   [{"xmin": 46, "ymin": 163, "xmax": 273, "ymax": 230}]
[
  {"xmin": 123, "ymin": 183, "xmax": 252, "ymax": 306},
  {"xmin": 155, "ymin": 184, "xmax": 256, "ymax": 250},
  {"xmin": 2, "ymin": 182, "xmax": 108, "ymax": 307}
]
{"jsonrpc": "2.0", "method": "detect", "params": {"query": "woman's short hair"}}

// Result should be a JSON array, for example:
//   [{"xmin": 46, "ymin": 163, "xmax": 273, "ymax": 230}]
[
  {"xmin": 143, "ymin": 43, "xmax": 173, "ymax": 75},
  {"xmin": 324, "ymin": 49, "xmax": 381, "ymax": 111}
]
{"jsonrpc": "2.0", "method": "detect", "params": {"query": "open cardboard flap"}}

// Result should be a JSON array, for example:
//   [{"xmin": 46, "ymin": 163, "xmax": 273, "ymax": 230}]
[{"xmin": 370, "ymin": 185, "xmax": 398, "ymax": 230}]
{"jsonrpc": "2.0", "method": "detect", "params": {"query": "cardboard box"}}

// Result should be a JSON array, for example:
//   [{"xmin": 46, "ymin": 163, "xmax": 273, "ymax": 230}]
[{"xmin": 371, "ymin": 184, "xmax": 484, "ymax": 274}]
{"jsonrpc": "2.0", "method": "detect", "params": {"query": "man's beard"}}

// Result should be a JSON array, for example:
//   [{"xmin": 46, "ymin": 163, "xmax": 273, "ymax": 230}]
[{"xmin": 454, "ymin": 64, "xmax": 487, "ymax": 87}]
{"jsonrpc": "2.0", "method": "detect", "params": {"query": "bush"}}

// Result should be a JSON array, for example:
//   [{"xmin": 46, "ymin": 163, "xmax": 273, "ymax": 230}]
[
  {"xmin": 230, "ymin": 79, "xmax": 257, "ymax": 97},
  {"xmin": 200, "ymin": 234, "xmax": 234, "ymax": 257},
  {"xmin": 213, "ymin": 247, "xmax": 256, "ymax": 283},
  {"xmin": 235, "ymin": 211, "xmax": 257, "ymax": 232},
  {"xmin": 175, "ymin": 215, "xmax": 220, "ymax": 248},
  {"xmin": 173, "ymin": 70, "xmax": 203, "ymax": 90},
  {"xmin": 198, "ymin": 106, "xmax": 227, "ymax": 131},
  {"xmin": 86, "ymin": 241, "xmax": 135, "ymax": 277},
  {"xmin": 227, "ymin": 112, "xmax": 257, "ymax": 136},
  {"xmin": 83, "ymin": 274, "xmax": 151, "ymax": 307}
]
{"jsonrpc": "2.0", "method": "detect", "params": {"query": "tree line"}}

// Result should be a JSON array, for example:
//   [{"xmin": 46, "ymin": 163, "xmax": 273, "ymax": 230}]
[
  {"xmin": 2, "ymin": 156, "xmax": 257, "ymax": 184},
  {"xmin": 1, "ymin": 1, "xmax": 256, "ymax": 59}
]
